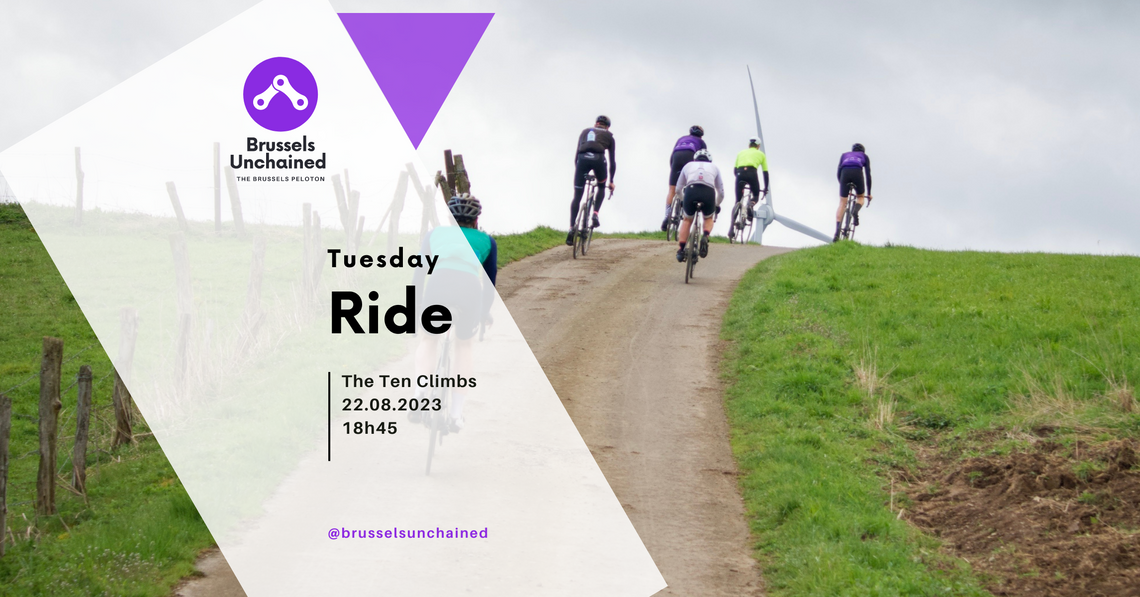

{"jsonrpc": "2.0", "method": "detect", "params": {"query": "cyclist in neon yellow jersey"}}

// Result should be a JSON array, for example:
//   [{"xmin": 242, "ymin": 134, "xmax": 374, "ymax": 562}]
[
  {"xmin": 733, "ymin": 139, "xmax": 769, "ymax": 223},
  {"xmin": 410, "ymin": 194, "xmax": 496, "ymax": 432}
]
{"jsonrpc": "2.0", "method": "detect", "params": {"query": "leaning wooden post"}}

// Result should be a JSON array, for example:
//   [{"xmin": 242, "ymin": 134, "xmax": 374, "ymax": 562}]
[
  {"xmin": 112, "ymin": 308, "xmax": 138, "ymax": 448},
  {"xmin": 36, "ymin": 337, "xmax": 63, "ymax": 516},
  {"xmin": 74, "ymin": 147, "xmax": 84, "ymax": 226},
  {"xmin": 443, "ymin": 149, "xmax": 457, "ymax": 196},
  {"xmin": 224, "ymin": 165, "xmax": 245, "ymax": 238},
  {"xmin": 213, "ymin": 143, "xmax": 222, "ymax": 233},
  {"xmin": 72, "ymin": 366, "xmax": 92, "ymax": 494},
  {"xmin": 244, "ymin": 236, "xmax": 266, "ymax": 325},
  {"xmin": 169, "ymin": 234, "xmax": 194, "ymax": 318},
  {"xmin": 311, "ymin": 212, "xmax": 324, "ymax": 289},
  {"xmin": 0, "ymin": 393, "xmax": 11, "ymax": 557},
  {"xmin": 453, "ymin": 154, "xmax": 471, "ymax": 195},
  {"xmin": 166, "ymin": 182, "xmax": 190, "ymax": 233},
  {"xmin": 302, "ymin": 203, "xmax": 312, "ymax": 297}
]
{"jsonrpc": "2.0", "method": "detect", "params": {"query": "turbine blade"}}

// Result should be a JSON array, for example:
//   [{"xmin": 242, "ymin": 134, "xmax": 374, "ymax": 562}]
[
  {"xmin": 746, "ymin": 65, "xmax": 765, "ymax": 152},
  {"xmin": 773, "ymin": 213, "xmax": 833, "ymax": 243}
]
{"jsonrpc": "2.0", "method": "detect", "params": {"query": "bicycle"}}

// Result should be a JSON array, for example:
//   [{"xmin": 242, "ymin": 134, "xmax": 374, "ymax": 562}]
[
  {"xmin": 839, "ymin": 183, "xmax": 860, "ymax": 241},
  {"xmin": 683, "ymin": 203, "xmax": 705, "ymax": 284},
  {"xmin": 729, "ymin": 188, "xmax": 756, "ymax": 244},
  {"xmin": 572, "ymin": 174, "xmax": 599, "ymax": 259},
  {"xmin": 665, "ymin": 192, "xmax": 683, "ymax": 242},
  {"xmin": 423, "ymin": 330, "xmax": 454, "ymax": 475}
]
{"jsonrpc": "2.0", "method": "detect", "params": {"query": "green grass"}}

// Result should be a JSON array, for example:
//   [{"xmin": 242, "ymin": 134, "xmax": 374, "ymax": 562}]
[
  {"xmin": 0, "ymin": 204, "xmax": 617, "ymax": 594},
  {"xmin": 1, "ymin": 202, "xmax": 214, "ymax": 596},
  {"xmin": 721, "ymin": 241, "xmax": 1140, "ymax": 596}
]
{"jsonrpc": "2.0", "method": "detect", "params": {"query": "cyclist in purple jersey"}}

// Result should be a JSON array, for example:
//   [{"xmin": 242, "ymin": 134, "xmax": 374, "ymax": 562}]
[
  {"xmin": 834, "ymin": 143, "xmax": 873, "ymax": 241},
  {"xmin": 662, "ymin": 125, "xmax": 707, "ymax": 230}
]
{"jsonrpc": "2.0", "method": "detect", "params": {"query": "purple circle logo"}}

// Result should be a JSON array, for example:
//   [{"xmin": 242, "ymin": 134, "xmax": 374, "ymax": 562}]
[{"xmin": 243, "ymin": 57, "xmax": 318, "ymax": 131}]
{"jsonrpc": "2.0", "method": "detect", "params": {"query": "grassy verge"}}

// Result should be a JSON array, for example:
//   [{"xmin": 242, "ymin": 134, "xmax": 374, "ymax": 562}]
[
  {"xmin": 0, "ymin": 208, "xmax": 610, "ymax": 595},
  {"xmin": 721, "ymin": 241, "xmax": 1140, "ymax": 595},
  {"xmin": 0, "ymin": 202, "xmax": 214, "ymax": 596}
]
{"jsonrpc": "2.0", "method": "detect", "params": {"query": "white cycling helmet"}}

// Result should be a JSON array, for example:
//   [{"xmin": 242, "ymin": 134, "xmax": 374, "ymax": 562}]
[{"xmin": 694, "ymin": 149, "xmax": 712, "ymax": 162}]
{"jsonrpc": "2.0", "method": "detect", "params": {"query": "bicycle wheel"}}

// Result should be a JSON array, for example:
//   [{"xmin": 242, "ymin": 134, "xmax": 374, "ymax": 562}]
[
  {"xmin": 685, "ymin": 215, "xmax": 700, "ymax": 284},
  {"xmin": 582, "ymin": 189, "xmax": 595, "ymax": 256},
  {"xmin": 666, "ymin": 196, "xmax": 680, "ymax": 242},
  {"xmin": 729, "ymin": 203, "xmax": 742, "ymax": 244},
  {"xmin": 425, "ymin": 338, "xmax": 452, "ymax": 475}
]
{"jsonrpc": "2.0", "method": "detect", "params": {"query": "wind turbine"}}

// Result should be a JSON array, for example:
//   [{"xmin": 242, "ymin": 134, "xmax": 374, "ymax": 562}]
[{"xmin": 746, "ymin": 66, "xmax": 832, "ymax": 244}]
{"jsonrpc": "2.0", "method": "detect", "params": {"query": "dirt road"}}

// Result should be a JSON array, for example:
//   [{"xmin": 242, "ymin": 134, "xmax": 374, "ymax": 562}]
[
  {"xmin": 497, "ymin": 239, "xmax": 792, "ymax": 596},
  {"xmin": 174, "ymin": 237, "xmax": 790, "ymax": 597}
]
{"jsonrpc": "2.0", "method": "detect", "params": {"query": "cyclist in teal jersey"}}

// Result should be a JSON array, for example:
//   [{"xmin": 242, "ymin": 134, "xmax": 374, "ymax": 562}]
[{"xmin": 410, "ymin": 194, "xmax": 497, "ymax": 431}]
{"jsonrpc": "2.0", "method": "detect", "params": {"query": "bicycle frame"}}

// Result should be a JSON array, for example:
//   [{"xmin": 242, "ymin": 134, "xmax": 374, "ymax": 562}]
[
  {"xmin": 684, "ymin": 207, "xmax": 704, "ymax": 284},
  {"xmin": 841, "ymin": 183, "xmax": 859, "ymax": 241},
  {"xmin": 573, "ymin": 175, "xmax": 598, "ymax": 259}
]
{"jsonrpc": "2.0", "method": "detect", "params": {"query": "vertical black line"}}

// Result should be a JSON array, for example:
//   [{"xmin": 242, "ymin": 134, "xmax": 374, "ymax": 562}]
[{"xmin": 327, "ymin": 371, "xmax": 331, "ymax": 461}]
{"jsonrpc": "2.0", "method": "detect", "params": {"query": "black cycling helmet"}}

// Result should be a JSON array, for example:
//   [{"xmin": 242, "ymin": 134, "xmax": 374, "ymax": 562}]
[
  {"xmin": 852, "ymin": 143, "xmax": 865, "ymax": 152},
  {"xmin": 749, "ymin": 138, "xmax": 760, "ymax": 147},
  {"xmin": 447, "ymin": 193, "xmax": 481, "ymax": 223},
  {"xmin": 595, "ymin": 115, "xmax": 611, "ymax": 127},
  {"xmin": 694, "ymin": 149, "xmax": 712, "ymax": 162},
  {"xmin": 690, "ymin": 125, "xmax": 704, "ymax": 137}
]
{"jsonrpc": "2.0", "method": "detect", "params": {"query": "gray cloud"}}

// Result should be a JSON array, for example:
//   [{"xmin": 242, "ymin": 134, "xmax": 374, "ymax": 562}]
[{"xmin": 3, "ymin": 0, "xmax": 1137, "ymax": 253}]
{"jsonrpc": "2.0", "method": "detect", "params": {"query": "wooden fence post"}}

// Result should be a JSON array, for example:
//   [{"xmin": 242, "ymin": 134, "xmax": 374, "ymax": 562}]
[
  {"xmin": 72, "ymin": 366, "xmax": 92, "ymax": 493},
  {"xmin": 36, "ymin": 337, "xmax": 63, "ymax": 515},
  {"xmin": 175, "ymin": 313, "xmax": 192, "ymax": 394},
  {"xmin": 74, "ymin": 147, "xmax": 84, "ymax": 225},
  {"xmin": 311, "ymin": 212, "xmax": 324, "ymax": 289},
  {"xmin": 0, "ymin": 393, "xmax": 10, "ymax": 557},
  {"xmin": 245, "ymin": 236, "xmax": 266, "ymax": 324},
  {"xmin": 302, "ymin": 204, "xmax": 312, "ymax": 297},
  {"xmin": 224, "ymin": 165, "xmax": 245, "ymax": 237},
  {"xmin": 213, "ymin": 142, "xmax": 222, "ymax": 233},
  {"xmin": 169, "ymin": 234, "xmax": 193, "ymax": 318},
  {"xmin": 407, "ymin": 164, "xmax": 438, "ymax": 239},
  {"xmin": 332, "ymin": 175, "xmax": 353, "ymax": 252},
  {"xmin": 453, "ymin": 154, "xmax": 471, "ymax": 195},
  {"xmin": 112, "ymin": 308, "xmax": 138, "ymax": 448},
  {"xmin": 166, "ymin": 182, "xmax": 190, "ymax": 233}
]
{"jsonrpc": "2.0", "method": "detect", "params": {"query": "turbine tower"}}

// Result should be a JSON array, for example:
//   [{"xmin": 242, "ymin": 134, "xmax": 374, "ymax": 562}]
[{"xmin": 746, "ymin": 66, "xmax": 832, "ymax": 245}]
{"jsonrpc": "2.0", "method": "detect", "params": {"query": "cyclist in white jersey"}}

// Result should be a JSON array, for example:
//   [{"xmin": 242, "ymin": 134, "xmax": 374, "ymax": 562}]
[{"xmin": 674, "ymin": 149, "xmax": 724, "ymax": 262}]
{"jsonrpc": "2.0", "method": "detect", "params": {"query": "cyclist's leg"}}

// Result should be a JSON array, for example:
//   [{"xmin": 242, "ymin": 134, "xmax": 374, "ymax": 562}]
[
  {"xmin": 569, "ymin": 159, "xmax": 589, "ymax": 243},
  {"xmin": 590, "ymin": 160, "xmax": 607, "ymax": 228},
  {"xmin": 734, "ymin": 169, "xmax": 746, "ymax": 205}
]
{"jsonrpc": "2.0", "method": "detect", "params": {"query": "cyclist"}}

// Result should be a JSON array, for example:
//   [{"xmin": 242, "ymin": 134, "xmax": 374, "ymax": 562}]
[
  {"xmin": 411, "ymin": 194, "xmax": 497, "ymax": 432},
  {"xmin": 834, "ymin": 143, "xmax": 872, "ymax": 242},
  {"xmin": 674, "ymin": 149, "xmax": 724, "ymax": 262},
  {"xmin": 733, "ymin": 138, "xmax": 769, "ymax": 222},
  {"xmin": 661, "ymin": 125, "xmax": 707, "ymax": 231},
  {"xmin": 567, "ymin": 115, "xmax": 616, "ymax": 245}
]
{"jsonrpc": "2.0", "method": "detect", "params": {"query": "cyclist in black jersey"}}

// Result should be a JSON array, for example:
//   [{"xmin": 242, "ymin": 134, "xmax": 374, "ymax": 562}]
[{"xmin": 567, "ymin": 115, "xmax": 616, "ymax": 245}]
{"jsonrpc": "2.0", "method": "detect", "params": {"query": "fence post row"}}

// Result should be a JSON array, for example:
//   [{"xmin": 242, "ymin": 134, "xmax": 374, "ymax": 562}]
[
  {"xmin": 0, "ymin": 393, "xmax": 10, "ymax": 558},
  {"xmin": 36, "ymin": 337, "xmax": 63, "ymax": 516},
  {"xmin": 72, "ymin": 366, "xmax": 92, "ymax": 494}
]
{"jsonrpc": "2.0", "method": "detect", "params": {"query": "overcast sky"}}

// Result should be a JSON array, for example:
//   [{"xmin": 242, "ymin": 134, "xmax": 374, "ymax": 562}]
[{"xmin": 2, "ymin": 0, "xmax": 1138, "ymax": 254}]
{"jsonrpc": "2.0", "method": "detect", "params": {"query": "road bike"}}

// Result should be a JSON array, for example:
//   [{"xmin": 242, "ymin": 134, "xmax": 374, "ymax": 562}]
[
  {"xmin": 729, "ymin": 188, "xmax": 756, "ymax": 244},
  {"xmin": 664, "ymin": 192, "xmax": 683, "ymax": 242},
  {"xmin": 839, "ymin": 183, "xmax": 862, "ymax": 241},
  {"xmin": 423, "ymin": 330, "xmax": 454, "ymax": 475},
  {"xmin": 572, "ymin": 174, "xmax": 599, "ymax": 259},
  {"xmin": 683, "ymin": 203, "xmax": 705, "ymax": 284}
]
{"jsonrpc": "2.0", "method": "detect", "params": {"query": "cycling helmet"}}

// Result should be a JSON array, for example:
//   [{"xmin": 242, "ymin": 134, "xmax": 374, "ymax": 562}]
[
  {"xmin": 749, "ymin": 138, "xmax": 760, "ymax": 147},
  {"xmin": 852, "ymin": 143, "xmax": 865, "ymax": 152},
  {"xmin": 447, "ymin": 193, "xmax": 481, "ymax": 223},
  {"xmin": 595, "ymin": 115, "xmax": 611, "ymax": 127},
  {"xmin": 690, "ymin": 125, "xmax": 704, "ymax": 137},
  {"xmin": 694, "ymin": 149, "xmax": 712, "ymax": 162}
]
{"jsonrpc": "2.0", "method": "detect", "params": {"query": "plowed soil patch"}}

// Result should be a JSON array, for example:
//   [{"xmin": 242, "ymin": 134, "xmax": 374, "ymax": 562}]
[{"xmin": 907, "ymin": 439, "xmax": 1140, "ymax": 596}]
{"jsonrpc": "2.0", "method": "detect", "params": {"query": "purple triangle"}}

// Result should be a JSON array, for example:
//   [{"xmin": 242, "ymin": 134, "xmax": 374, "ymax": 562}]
[{"xmin": 339, "ymin": 13, "xmax": 493, "ymax": 149}]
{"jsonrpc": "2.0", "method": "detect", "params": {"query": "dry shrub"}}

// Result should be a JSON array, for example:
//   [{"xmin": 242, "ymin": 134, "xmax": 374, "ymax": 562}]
[
  {"xmin": 1010, "ymin": 371, "xmax": 1082, "ymax": 427},
  {"xmin": 1105, "ymin": 375, "xmax": 1134, "ymax": 413},
  {"xmin": 873, "ymin": 397, "xmax": 896, "ymax": 430}
]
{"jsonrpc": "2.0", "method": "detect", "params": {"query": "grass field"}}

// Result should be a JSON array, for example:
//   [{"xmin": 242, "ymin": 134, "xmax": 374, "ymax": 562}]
[
  {"xmin": 721, "ymin": 241, "xmax": 1140, "ymax": 595},
  {"xmin": 0, "ymin": 204, "xmax": 570, "ymax": 596}
]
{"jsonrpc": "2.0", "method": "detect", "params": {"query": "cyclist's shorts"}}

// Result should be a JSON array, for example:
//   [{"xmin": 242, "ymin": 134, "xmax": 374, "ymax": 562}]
[
  {"xmin": 574, "ymin": 154, "xmax": 608, "ymax": 187},
  {"xmin": 682, "ymin": 184, "xmax": 717, "ymax": 217},
  {"xmin": 839, "ymin": 167, "xmax": 865, "ymax": 197},
  {"xmin": 669, "ymin": 150, "xmax": 695, "ymax": 185},
  {"xmin": 423, "ymin": 268, "xmax": 483, "ymax": 340}
]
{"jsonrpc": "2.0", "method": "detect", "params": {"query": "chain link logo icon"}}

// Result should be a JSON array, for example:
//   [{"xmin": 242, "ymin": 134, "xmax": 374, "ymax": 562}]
[{"xmin": 244, "ymin": 57, "xmax": 318, "ymax": 131}]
